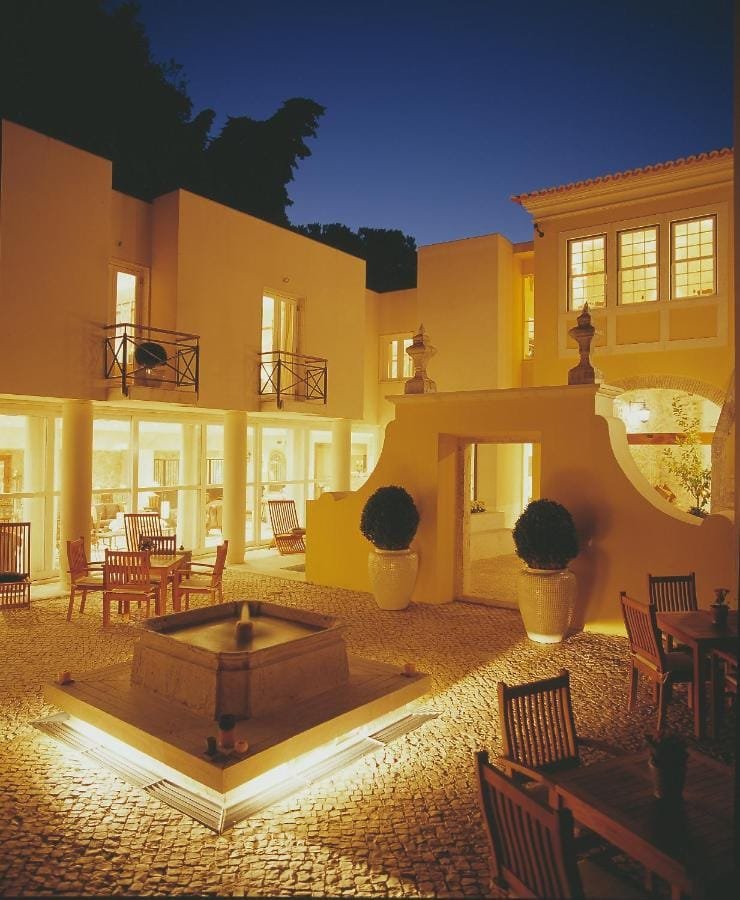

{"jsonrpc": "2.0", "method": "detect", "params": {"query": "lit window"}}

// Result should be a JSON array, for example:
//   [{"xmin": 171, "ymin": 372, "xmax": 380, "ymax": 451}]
[
  {"xmin": 522, "ymin": 274, "xmax": 534, "ymax": 358},
  {"xmin": 568, "ymin": 235, "xmax": 606, "ymax": 310},
  {"xmin": 385, "ymin": 337, "xmax": 413, "ymax": 380},
  {"xmin": 618, "ymin": 226, "xmax": 658, "ymax": 304},
  {"xmin": 671, "ymin": 216, "xmax": 716, "ymax": 298}
]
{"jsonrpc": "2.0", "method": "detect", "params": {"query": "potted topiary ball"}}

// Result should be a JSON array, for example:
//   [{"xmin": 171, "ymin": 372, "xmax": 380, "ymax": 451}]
[
  {"xmin": 512, "ymin": 498, "xmax": 579, "ymax": 643},
  {"xmin": 360, "ymin": 485, "xmax": 420, "ymax": 610}
]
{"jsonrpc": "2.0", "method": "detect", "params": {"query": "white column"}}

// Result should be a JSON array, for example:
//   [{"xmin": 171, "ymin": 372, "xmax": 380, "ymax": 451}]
[
  {"xmin": 330, "ymin": 418, "xmax": 352, "ymax": 493},
  {"xmin": 178, "ymin": 423, "xmax": 200, "ymax": 550},
  {"xmin": 223, "ymin": 410, "xmax": 247, "ymax": 563},
  {"xmin": 60, "ymin": 400, "xmax": 93, "ymax": 586}
]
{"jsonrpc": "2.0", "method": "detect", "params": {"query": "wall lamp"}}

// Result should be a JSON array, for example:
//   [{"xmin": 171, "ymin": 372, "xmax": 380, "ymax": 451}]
[{"xmin": 534, "ymin": 222, "xmax": 544, "ymax": 238}]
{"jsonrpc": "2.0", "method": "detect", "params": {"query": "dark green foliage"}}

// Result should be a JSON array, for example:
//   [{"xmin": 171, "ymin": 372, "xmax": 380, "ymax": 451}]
[
  {"xmin": 360, "ymin": 486, "xmax": 420, "ymax": 550},
  {"xmin": 134, "ymin": 341, "xmax": 168, "ymax": 368},
  {"xmin": 0, "ymin": 1, "xmax": 323, "ymax": 224},
  {"xmin": 295, "ymin": 224, "xmax": 418, "ymax": 292},
  {"xmin": 512, "ymin": 499, "xmax": 579, "ymax": 570}
]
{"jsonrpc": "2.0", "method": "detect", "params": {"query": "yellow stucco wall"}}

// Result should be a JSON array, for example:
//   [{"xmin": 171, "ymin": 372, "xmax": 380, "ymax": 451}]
[
  {"xmin": 0, "ymin": 121, "xmax": 111, "ymax": 400},
  {"xmin": 171, "ymin": 190, "xmax": 367, "ymax": 416},
  {"xmin": 525, "ymin": 164, "xmax": 734, "ymax": 394},
  {"xmin": 306, "ymin": 384, "xmax": 735, "ymax": 634}
]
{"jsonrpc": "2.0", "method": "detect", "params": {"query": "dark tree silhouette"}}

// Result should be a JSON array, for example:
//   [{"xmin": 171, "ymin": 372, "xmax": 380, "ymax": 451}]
[
  {"xmin": 202, "ymin": 99, "xmax": 326, "ymax": 226},
  {"xmin": 295, "ymin": 224, "xmax": 417, "ymax": 292}
]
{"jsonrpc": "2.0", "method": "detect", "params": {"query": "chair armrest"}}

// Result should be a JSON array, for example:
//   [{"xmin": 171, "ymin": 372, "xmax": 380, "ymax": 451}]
[
  {"xmin": 492, "ymin": 757, "xmax": 555, "ymax": 786},
  {"xmin": 186, "ymin": 562, "xmax": 215, "ymax": 574}
]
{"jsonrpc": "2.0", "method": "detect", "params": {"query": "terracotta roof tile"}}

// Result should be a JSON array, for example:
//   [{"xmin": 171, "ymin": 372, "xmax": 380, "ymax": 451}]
[{"xmin": 511, "ymin": 148, "xmax": 733, "ymax": 205}]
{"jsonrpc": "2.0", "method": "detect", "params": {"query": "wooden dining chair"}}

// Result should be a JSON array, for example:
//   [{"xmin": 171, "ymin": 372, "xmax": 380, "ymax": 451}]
[
  {"xmin": 0, "ymin": 521, "xmax": 31, "ymax": 609},
  {"xmin": 710, "ymin": 647, "xmax": 737, "ymax": 738},
  {"xmin": 475, "ymin": 750, "xmax": 646, "ymax": 899},
  {"xmin": 647, "ymin": 572, "xmax": 698, "ymax": 650},
  {"xmin": 124, "ymin": 512, "xmax": 162, "ymax": 551},
  {"xmin": 267, "ymin": 500, "xmax": 306, "ymax": 555},
  {"xmin": 102, "ymin": 549, "xmax": 158, "ymax": 627},
  {"xmin": 620, "ymin": 592, "xmax": 694, "ymax": 732},
  {"xmin": 172, "ymin": 541, "xmax": 228, "ymax": 610},
  {"xmin": 66, "ymin": 537, "xmax": 104, "ymax": 621}
]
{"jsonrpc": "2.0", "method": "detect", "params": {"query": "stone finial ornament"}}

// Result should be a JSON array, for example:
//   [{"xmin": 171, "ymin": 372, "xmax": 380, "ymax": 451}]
[
  {"xmin": 404, "ymin": 324, "xmax": 437, "ymax": 394},
  {"xmin": 567, "ymin": 303, "xmax": 603, "ymax": 385}
]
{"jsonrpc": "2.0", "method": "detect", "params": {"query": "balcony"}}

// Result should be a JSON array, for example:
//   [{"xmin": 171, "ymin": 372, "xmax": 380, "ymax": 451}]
[
  {"xmin": 259, "ymin": 350, "xmax": 327, "ymax": 408},
  {"xmin": 104, "ymin": 324, "xmax": 199, "ymax": 398}
]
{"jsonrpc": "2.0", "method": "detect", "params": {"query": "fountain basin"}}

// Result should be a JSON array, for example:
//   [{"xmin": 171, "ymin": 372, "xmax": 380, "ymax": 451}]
[{"xmin": 130, "ymin": 600, "xmax": 349, "ymax": 720}]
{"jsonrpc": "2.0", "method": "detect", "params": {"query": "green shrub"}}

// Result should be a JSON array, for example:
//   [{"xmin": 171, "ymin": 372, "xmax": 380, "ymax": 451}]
[
  {"xmin": 513, "ymin": 498, "xmax": 579, "ymax": 569},
  {"xmin": 360, "ymin": 485, "xmax": 419, "ymax": 550}
]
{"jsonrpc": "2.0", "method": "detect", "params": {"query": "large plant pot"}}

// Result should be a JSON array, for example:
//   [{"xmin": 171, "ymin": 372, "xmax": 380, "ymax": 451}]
[
  {"xmin": 517, "ymin": 567, "xmax": 576, "ymax": 643},
  {"xmin": 367, "ymin": 548, "xmax": 418, "ymax": 610},
  {"xmin": 648, "ymin": 759, "xmax": 686, "ymax": 803}
]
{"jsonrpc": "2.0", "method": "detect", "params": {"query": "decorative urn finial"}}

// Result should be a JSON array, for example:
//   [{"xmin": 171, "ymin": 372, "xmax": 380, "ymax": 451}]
[
  {"xmin": 567, "ymin": 303, "xmax": 603, "ymax": 385},
  {"xmin": 404, "ymin": 323, "xmax": 437, "ymax": 394}
]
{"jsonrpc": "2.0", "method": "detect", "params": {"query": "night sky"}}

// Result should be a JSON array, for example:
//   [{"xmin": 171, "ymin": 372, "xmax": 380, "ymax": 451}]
[{"xmin": 135, "ymin": 0, "xmax": 733, "ymax": 247}]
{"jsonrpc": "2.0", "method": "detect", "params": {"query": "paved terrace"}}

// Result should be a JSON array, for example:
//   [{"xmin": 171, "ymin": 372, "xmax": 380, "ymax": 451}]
[{"xmin": 0, "ymin": 564, "xmax": 735, "ymax": 897}]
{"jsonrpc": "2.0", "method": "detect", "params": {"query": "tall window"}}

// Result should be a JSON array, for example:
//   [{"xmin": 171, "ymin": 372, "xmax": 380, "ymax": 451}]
[
  {"xmin": 568, "ymin": 235, "xmax": 606, "ymax": 309},
  {"xmin": 618, "ymin": 226, "xmax": 658, "ymax": 304},
  {"xmin": 262, "ymin": 293, "xmax": 298, "ymax": 355},
  {"xmin": 384, "ymin": 336, "xmax": 413, "ymax": 380},
  {"xmin": 671, "ymin": 216, "xmax": 716, "ymax": 298},
  {"xmin": 522, "ymin": 274, "xmax": 534, "ymax": 357}
]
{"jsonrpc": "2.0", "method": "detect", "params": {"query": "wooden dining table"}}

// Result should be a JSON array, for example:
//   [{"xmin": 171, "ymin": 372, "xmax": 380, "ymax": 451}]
[
  {"xmin": 656, "ymin": 609, "xmax": 738, "ymax": 739},
  {"xmin": 545, "ymin": 750, "xmax": 735, "ymax": 900},
  {"xmin": 149, "ymin": 551, "xmax": 191, "ymax": 616}
]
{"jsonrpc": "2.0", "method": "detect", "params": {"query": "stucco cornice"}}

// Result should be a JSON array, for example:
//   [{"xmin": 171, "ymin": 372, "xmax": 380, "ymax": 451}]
[{"xmin": 512, "ymin": 151, "xmax": 733, "ymax": 220}]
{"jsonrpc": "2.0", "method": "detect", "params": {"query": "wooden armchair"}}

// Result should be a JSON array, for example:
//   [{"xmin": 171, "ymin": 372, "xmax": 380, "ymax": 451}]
[
  {"xmin": 173, "ymin": 542, "xmax": 228, "ymax": 611},
  {"xmin": 648, "ymin": 572, "xmax": 698, "ymax": 650},
  {"xmin": 124, "ymin": 512, "xmax": 162, "ymax": 551},
  {"xmin": 66, "ymin": 537, "xmax": 104, "ymax": 621},
  {"xmin": 475, "ymin": 751, "xmax": 645, "ymax": 899},
  {"xmin": 620, "ymin": 592, "xmax": 693, "ymax": 732},
  {"xmin": 0, "ymin": 521, "xmax": 31, "ymax": 609},
  {"xmin": 267, "ymin": 500, "xmax": 306, "ymax": 555},
  {"xmin": 102, "ymin": 549, "xmax": 158, "ymax": 627}
]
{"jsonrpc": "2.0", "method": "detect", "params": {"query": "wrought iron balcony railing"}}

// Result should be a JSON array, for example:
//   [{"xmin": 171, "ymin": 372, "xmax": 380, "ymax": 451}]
[
  {"xmin": 104, "ymin": 324, "xmax": 199, "ymax": 396},
  {"xmin": 259, "ymin": 350, "xmax": 327, "ymax": 406}
]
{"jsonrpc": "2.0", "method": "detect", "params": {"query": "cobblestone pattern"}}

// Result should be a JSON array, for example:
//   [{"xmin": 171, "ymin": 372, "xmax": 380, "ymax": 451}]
[{"xmin": 0, "ymin": 569, "xmax": 734, "ymax": 896}]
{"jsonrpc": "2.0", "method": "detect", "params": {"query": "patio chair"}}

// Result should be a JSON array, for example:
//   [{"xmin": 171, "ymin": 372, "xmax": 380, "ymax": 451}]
[
  {"xmin": 0, "ymin": 521, "xmax": 31, "ymax": 609},
  {"xmin": 124, "ymin": 512, "xmax": 162, "ymax": 551},
  {"xmin": 620, "ymin": 592, "xmax": 693, "ymax": 732},
  {"xmin": 647, "ymin": 572, "xmax": 698, "ymax": 650},
  {"xmin": 102, "ymin": 549, "xmax": 158, "ymax": 627},
  {"xmin": 475, "ymin": 750, "xmax": 645, "ymax": 899},
  {"xmin": 66, "ymin": 537, "xmax": 104, "ymax": 621},
  {"xmin": 267, "ymin": 499, "xmax": 306, "ymax": 555},
  {"xmin": 172, "ymin": 541, "xmax": 228, "ymax": 611}
]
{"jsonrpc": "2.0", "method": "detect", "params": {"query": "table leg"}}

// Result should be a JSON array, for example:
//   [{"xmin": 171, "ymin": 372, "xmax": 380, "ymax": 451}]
[
  {"xmin": 709, "ymin": 651, "xmax": 721, "ymax": 740},
  {"xmin": 157, "ymin": 574, "xmax": 167, "ymax": 616},
  {"xmin": 692, "ymin": 644, "xmax": 704, "ymax": 739}
]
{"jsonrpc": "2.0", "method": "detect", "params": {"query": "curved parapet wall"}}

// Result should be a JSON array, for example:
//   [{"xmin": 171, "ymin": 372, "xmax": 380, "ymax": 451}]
[{"xmin": 306, "ymin": 384, "xmax": 736, "ymax": 634}]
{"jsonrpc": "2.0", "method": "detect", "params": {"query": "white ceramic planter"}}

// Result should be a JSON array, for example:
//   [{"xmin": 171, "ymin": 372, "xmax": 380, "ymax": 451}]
[
  {"xmin": 367, "ymin": 548, "xmax": 419, "ymax": 610},
  {"xmin": 517, "ymin": 567, "xmax": 577, "ymax": 643}
]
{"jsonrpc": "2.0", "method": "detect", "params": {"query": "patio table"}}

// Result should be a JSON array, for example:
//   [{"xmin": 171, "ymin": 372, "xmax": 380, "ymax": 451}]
[
  {"xmin": 656, "ymin": 609, "xmax": 738, "ymax": 739},
  {"xmin": 545, "ymin": 749, "xmax": 734, "ymax": 900},
  {"xmin": 149, "ymin": 551, "xmax": 191, "ymax": 616}
]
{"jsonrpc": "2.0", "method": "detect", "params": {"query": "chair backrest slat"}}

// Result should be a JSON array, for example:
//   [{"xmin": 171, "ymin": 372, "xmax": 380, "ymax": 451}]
[
  {"xmin": 620, "ymin": 592, "xmax": 665, "ymax": 669},
  {"xmin": 66, "ymin": 537, "xmax": 88, "ymax": 579},
  {"xmin": 0, "ymin": 522, "xmax": 31, "ymax": 574},
  {"xmin": 211, "ymin": 542, "xmax": 228, "ymax": 585},
  {"xmin": 648, "ymin": 573, "xmax": 698, "ymax": 613},
  {"xmin": 104, "ymin": 549, "xmax": 151, "ymax": 588},
  {"xmin": 267, "ymin": 499, "xmax": 300, "ymax": 536},
  {"xmin": 476, "ymin": 750, "xmax": 581, "ymax": 898},
  {"xmin": 143, "ymin": 534, "xmax": 177, "ymax": 554},
  {"xmin": 498, "ymin": 670, "xmax": 579, "ymax": 771},
  {"xmin": 124, "ymin": 512, "xmax": 162, "ymax": 551}
]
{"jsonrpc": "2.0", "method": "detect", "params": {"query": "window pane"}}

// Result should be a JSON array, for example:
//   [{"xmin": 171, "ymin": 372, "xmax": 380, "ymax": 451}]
[
  {"xmin": 672, "ymin": 216, "xmax": 716, "ymax": 298},
  {"xmin": 618, "ymin": 227, "xmax": 658, "ymax": 304},
  {"xmin": 569, "ymin": 236, "xmax": 606, "ymax": 309}
]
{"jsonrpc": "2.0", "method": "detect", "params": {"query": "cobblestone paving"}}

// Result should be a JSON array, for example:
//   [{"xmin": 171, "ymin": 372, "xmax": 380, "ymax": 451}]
[{"xmin": 0, "ymin": 568, "xmax": 735, "ymax": 896}]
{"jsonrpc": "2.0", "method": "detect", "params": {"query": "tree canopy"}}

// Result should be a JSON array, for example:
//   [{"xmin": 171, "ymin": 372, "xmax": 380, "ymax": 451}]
[
  {"xmin": 295, "ymin": 224, "xmax": 417, "ymax": 292},
  {"xmin": 0, "ymin": 0, "xmax": 417, "ymax": 289}
]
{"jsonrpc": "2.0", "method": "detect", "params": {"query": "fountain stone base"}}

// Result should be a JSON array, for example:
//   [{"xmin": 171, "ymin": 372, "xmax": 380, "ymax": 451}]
[{"xmin": 130, "ymin": 600, "xmax": 348, "ymax": 720}]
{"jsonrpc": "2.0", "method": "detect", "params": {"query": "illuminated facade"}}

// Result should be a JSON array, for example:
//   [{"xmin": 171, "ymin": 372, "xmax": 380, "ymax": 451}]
[{"xmin": 0, "ymin": 119, "xmax": 734, "ymax": 607}]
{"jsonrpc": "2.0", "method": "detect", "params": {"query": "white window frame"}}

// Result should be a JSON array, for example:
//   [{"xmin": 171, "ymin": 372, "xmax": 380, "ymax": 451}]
[
  {"xmin": 671, "ymin": 215, "xmax": 717, "ymax": 300},
  {"xmin": 567, "ymin": 234, "xmax": 607, "ymax": 310},
  {"xmin": 618, "ymin": 225, "xmax": 659, "ymax": 305},
  {"xmin": 380, "ymin": 333, "xmax": 414, "ymax": 381}
]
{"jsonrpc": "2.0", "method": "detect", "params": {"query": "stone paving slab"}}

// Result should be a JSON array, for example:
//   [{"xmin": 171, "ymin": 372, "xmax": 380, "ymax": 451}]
[{"xmin": 0, "ymin": 565, "xmax": 734, "ymax": 896}]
